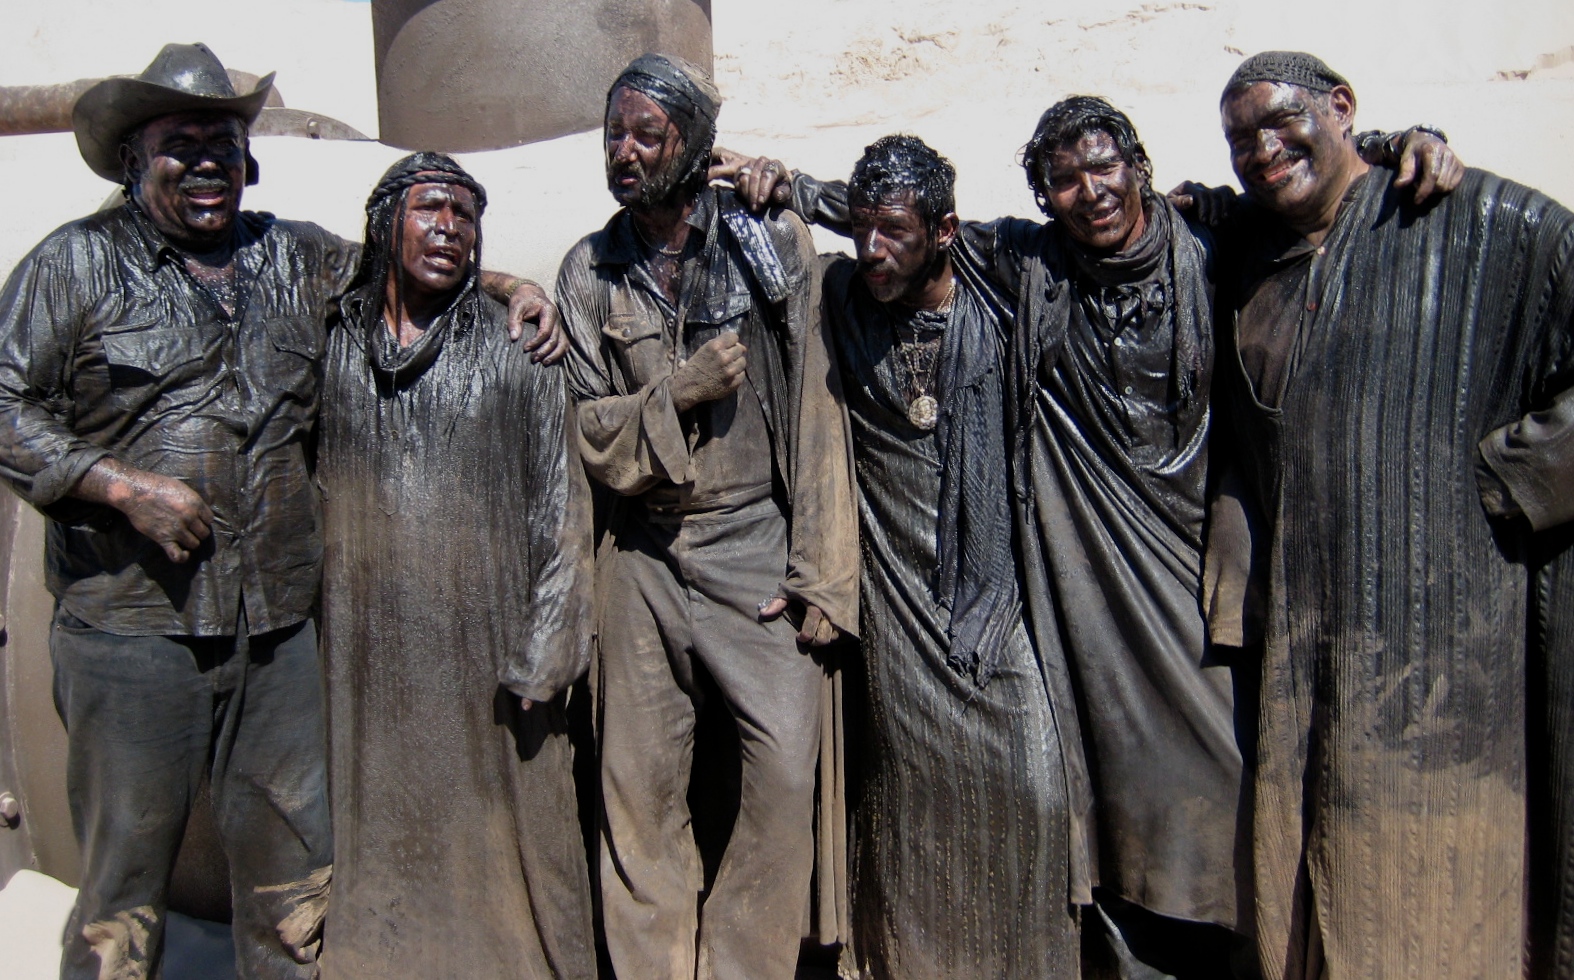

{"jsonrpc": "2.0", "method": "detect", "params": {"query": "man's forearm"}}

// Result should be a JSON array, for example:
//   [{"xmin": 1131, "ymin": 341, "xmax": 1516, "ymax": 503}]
[{"xmin": 479, "ymin": 270, "xmax": 538, "ymax": 304}]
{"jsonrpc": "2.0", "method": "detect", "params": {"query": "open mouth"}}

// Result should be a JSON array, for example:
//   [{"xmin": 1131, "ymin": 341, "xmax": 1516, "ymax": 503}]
[
  {"xmin": 424, "ymin": 247, "xmax": 463, "ymax": 271},
  {"xmin": 1082, "ymin": 201, "xmax": 1122, "ymax": 228},
  {"xmin": 1255, "ymin": 153, "xmax": 1306, "ymax": 188}
]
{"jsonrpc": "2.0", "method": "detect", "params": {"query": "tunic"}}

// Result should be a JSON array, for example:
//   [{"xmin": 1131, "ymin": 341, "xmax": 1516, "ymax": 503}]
[
  {"xmin": 317, "ymin": 283, "xmax": 596, "ymax": 979},
  {"xmin": 997, "ymin": 198, "xmax": 1246, "ymax": 931},
  {"xmin": 822, "ymin": 257, "xmax": 1080, "ymax": 979},
  {"xmin": 1209, "ymin": 168, "xmax": 1574, "ymax": 980}
]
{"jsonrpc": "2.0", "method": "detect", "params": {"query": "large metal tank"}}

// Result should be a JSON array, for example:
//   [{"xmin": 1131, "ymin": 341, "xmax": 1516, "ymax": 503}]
[{"xmin": 372, "ymin": 0, "xmax": 713, "ymax": 151}]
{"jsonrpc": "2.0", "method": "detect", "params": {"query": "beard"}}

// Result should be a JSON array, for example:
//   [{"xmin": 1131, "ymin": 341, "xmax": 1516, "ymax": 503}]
[{"xmin": 607, "ymin": 156, "xmax": 691, "ymax": 209}]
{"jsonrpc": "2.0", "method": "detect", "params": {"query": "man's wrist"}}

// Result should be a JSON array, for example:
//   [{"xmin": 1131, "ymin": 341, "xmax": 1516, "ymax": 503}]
[{"xmin": 503, "ymin": 276, "xmax": 539, "ymax": 297}]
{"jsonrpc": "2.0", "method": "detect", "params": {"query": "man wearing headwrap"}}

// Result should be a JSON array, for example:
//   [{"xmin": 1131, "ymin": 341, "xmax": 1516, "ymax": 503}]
[
  {"xmin": 315, "ymin": 154, "xmax": 596, "ymax": 979},
  {"xmin": 0, "ymin": 43, "xmax": 561, "ymax": 980},
  {"xmin": 1206, "ymin": 50, "xmax": 1574, "ymax": 979},
  {"xmin": 718, "ymin": 96, "xmax": 1458, "ymax": 980},
  {"xmin": 556, "ymin": 53, "xmax": 858, "ymax": 980}
]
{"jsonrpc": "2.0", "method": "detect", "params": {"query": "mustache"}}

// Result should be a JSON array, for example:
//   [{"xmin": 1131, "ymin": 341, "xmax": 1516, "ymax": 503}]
[
  {"xmin": 1254, "ymin": 147, "xmax": 1309, "ymax": 176},
  {"xmin": 179, "ymin": 175, "xmax": 232, "ymax": 194}
]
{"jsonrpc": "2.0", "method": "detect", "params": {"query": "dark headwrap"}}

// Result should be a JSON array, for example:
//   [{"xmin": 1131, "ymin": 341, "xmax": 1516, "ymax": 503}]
[
  {"xmin": 344, "ymin": 152, "xmax": 488, "ymax": 382},
  {"xmin": 607, "ymin": 53, "xmax": 722, "ymax": 192},
  {"xmin": 1222, "ymin": 50, "xmax": 1351, "ymax": 102}
]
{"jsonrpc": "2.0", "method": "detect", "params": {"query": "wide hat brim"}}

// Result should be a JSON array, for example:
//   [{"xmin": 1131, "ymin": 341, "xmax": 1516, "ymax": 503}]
[{"xmin": 72, "ymin": 72, "xmax": 275, "ymax": 182}]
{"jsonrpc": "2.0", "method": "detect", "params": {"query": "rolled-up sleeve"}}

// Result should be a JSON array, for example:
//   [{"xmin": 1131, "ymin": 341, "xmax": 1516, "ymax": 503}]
[
  {"xmin": 0, "ymin": 233, "xmax": 110, "ymax": 508},
  {"xmin": 555, "ymin": 243, "xmax": 689, "ymax": 494}
]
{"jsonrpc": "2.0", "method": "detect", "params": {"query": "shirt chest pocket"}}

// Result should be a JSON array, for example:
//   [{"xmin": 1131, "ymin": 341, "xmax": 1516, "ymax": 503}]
[
  {"xmin": 100, "ymin": 326, "xmax": 213, "ymax": 407},
  {"xmin": 602, "ymin": 312, "xmax": 667, "ymax": 383},
  {"xmin": 264, "ymin": 315, "xmax": 324, "ymax": 395}
]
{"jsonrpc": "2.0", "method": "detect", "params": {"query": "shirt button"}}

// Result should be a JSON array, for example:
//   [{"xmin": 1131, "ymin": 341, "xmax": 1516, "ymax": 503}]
[
  {"xmin": 1316, "ymin": 246, "xmax": 1326, "ymax": 255},
  {"xmin": 1306, "ymin": 301, "xmax": 1318, "ymax": 312},
  {"xmin": 1124, "ymin": 385, "xmax": 1134, "ymax": 395}
]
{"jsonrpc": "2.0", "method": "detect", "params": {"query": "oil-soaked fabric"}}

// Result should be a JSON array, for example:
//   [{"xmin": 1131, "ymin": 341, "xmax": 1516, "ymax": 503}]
[
  {"xmin": 791, "ymin": 175, "xmax": 1249, "ymax": 937},
  {"xmin": 821, "ymin": 256, "xmax": 1080, "ymax": 979},
  {"xmin": 594, "ymin": 500, "xmax": 825, "ymax": 980},
  {"xmin": 997, "ymin": 197, "xmax": 1249, "ymax": 935},
  {"xmin": 51, "ymin": 609, "xmax": 331, "ymax": 980},
  {"xmin": 316, "ymin": 287, "xmax": 596, "ymax": 979},
  {"xmin": 557, "ymin": 185, "xmax": 859, "ymax": 972},
  {"xmin": 1531, "ymin": 524, "xmax": 1574, "ymax": 979},
  {"xmin": 1211, "ymin": 168, "xmax": 1574, "ymax": 980},
  {"xmin": 557, "ymin": 187, "xmax": 859, "ymax": 634},
  {"xmin": 0, "ymin": 202, "xmax": 358, "ymax": 636}
]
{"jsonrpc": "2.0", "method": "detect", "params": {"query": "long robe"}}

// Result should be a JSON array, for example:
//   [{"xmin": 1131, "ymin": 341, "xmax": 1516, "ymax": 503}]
[
  {"xmin": 1210, "ymin": 168, "xmax": 1574, "ymax": 979},
  {"xmin": 317, "ymin": 286, "xmax": 596, "ymax": 979},
  {"xmin": 997, "ymin": 200, "xmax": 1248, "ymax": 932},
  {"xmin": 822, "ymin": 257, "xmax": 1081, "ymax": 979}
]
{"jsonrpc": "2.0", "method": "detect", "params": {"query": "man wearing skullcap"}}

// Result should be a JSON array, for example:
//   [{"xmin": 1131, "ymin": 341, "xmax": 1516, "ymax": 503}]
[
  {"xmin": 0, "ymin": 43, "xmax": 559, "ymax": 980},
  {"xmin": 315, "ymin": 154, "xmax": 596, "ymax": 979},
  {"xmin": 1209, "ymin": 49, "xmax": 1574, "ymax": 979},
  {"xmin": 556, "ymin": 53, "xmax": 858, "ymax": 979}
]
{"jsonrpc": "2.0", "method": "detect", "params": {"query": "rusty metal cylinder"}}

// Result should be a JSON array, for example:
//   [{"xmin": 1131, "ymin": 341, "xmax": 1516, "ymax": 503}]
[{"xmin": 372, "ymin": 0, "xmax": 713, "ymax": 152}]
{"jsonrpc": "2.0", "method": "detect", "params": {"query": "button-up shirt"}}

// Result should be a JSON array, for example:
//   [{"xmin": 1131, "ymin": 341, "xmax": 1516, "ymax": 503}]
[{"xmin": 0, "ymin": 202, "xmax": 358, "ymax": 636}]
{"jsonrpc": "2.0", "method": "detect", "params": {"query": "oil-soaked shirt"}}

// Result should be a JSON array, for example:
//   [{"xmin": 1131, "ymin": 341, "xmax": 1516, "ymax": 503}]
[
  {"xmin": 0, "ymin": 202, "xmax": 358, "ymax": 636},
  {"xmin": 557, "ymin": 190, "xmax": 778, "ymax": 514}
]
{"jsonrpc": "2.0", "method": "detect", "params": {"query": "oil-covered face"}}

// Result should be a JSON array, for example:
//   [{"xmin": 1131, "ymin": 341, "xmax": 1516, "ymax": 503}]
[
  {"xmin": 605, "ymin": 86, "xmax": 688, "ymax": 208},
  {"xmin": 127, "ymin": 110, "xmax": 248, "ymax": 251},
  {"xmin": 1041, "ymin": 130, "xmax": 1148, "ymax": 253},
  {"xmin": 1222, "ymin": 81, "xmax": 1357, "ymax": 227},
  {"xmin": 395, "ymin": 182, "xmax": 478, "ymax": 305},
  {"xmin": 849, "ymin": 191, "xmax": 953, "ymax": 306}
]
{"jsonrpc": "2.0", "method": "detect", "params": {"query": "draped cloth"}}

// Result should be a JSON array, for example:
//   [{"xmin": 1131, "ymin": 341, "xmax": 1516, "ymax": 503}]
[
  {"xmin": 822, "ymin": 256, "xmax": 1080, "ymax": 979},
  {"xmin": 1210, "ymin": 169, "xmax": 1574, "ymax": 979},
  {"xmin": 1001, "ymin": 196, "xmax": 1248, "ymax": 930},
  {"xmin": 317, "ymin": 283, "xmax": 597, "ymax": 979}
]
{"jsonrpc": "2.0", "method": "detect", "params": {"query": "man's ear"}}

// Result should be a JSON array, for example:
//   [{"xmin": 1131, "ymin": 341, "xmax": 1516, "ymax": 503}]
[
  {"xmin": 1329, "ymin": 84, "xmax": 1359, "ymax": 136},
  {"xmin": 937, "ymin": 212, "xmax": 960, "ymax": 250}
]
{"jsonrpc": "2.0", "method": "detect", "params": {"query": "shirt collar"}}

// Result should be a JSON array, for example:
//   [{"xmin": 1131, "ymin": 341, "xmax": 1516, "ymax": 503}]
[{"xmin": 592, "ymin": 185, "xmax": 715, "ymax": 269}]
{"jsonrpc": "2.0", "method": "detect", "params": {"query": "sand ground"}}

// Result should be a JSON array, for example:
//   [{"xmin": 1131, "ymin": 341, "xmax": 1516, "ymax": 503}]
[{"xmin": 1, "ymin": 1, "xmax": 1571, "ymax": 976}]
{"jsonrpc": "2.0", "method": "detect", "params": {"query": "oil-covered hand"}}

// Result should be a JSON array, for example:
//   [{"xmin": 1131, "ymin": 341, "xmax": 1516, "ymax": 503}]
[
  {"xmin": 709, "ymin": 147, "xmax": 793, "ymax": 213},
  {"xmin": 670, "ymin": 331, "xmax": 747, "ymax": 412},
  {"xmin": 1168, "ymin": 181, "xmax": 1240, "ymax": 226},
  {"xmin": 508, "ymin": 281, "xmax": 569, "ymax": 364},
  {"xmin": 76, "ymin": 458, "xmax": 213, "ymax": 563},
  {"xmin": 758, "ymin": 596, "xmax": 842, "ymax": 646},
  {"xmin": 1393, "ymin": 129, "xmax": 1464, "ymax": 204}
]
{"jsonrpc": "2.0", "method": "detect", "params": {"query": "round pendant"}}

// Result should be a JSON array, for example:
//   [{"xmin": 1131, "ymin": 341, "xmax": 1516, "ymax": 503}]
[{"xmin": 907, "ymin": 394, "xmax": 939, "ymax": 431}]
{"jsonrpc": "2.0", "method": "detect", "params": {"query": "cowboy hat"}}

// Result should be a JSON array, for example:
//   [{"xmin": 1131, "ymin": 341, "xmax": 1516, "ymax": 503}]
[{"xmin": 72, "ymin": 42, "xmax": 274, "ymax": 182}]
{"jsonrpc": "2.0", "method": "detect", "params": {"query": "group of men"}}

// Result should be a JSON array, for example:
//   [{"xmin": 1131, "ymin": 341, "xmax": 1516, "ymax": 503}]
[{"xmin": 0, "ymin": 35, "xmax": 1568, "ymax": 980}]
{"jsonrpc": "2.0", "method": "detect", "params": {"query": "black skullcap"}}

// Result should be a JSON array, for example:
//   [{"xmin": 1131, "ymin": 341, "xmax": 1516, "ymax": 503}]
[
  {"xmin": 609, "ymin": 53, "xmax": 721, "ymax": 134},
  {"xmin": 367, "ymin": 151, "xmax": 487, "ymax": 215},
  {"xmin": 1222, "ymin": 51, "xmax": 1351, "ymax": 103}
]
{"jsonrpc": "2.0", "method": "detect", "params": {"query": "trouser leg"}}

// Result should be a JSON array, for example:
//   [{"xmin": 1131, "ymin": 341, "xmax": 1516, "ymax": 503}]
[
  {"xmin": 52, "ymin": 609, "xmax": 211, "ymax": 980},
  {"xmin": 597, "ymin": 522, "xmax": 702, "ymax": 980},
  {"xmin": 209, "ymin": 619, "xmax": 333, "ymax": 980},
  {"xmin": 680, "ymin": 508, "xmax": 825, "ymax": 980}
]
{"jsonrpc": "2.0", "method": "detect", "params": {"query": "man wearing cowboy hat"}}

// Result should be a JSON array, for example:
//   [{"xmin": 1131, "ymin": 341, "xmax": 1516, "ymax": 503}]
[{"xmin": 0, "ymin": 42, "xmax": 559, "ymax": 979}]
